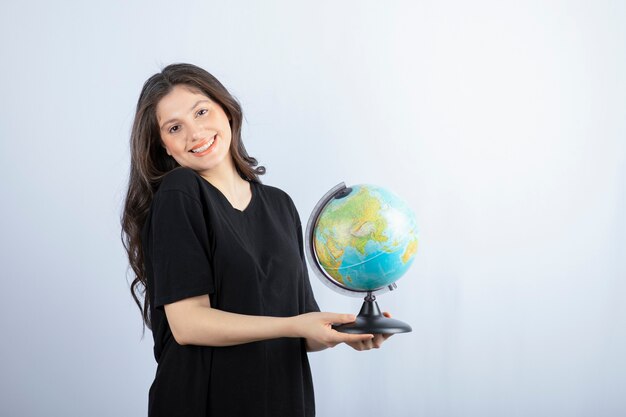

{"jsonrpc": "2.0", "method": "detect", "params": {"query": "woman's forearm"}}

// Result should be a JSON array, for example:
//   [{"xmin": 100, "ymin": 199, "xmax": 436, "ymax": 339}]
[
  {"xmin": 183, "ymin": 308, "xmax": 297, "ymax": 346},
  {"xmin": 164, "ymin": 295, "xmax": 372, "ymax": 349},
  {"xmin": 173, "ymin": 305, "xmax": 299, "ymax": 347}
]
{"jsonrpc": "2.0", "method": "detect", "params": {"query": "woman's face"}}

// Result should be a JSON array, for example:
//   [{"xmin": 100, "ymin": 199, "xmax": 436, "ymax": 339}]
[{"xmin": 156, "ymin": 84, "xmax": 233, "ymax": 176}]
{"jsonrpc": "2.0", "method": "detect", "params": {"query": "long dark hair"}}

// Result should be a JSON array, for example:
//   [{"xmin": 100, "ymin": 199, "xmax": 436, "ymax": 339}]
[{"xmin": 121, "ymin": 63, "xmax": 265, "ymax": 333}]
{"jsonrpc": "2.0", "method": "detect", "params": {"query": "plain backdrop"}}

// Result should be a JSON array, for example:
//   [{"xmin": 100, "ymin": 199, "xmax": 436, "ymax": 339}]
[{"xmin": 1, "ymin": 1, "xmax": 625, "ymax": 416}]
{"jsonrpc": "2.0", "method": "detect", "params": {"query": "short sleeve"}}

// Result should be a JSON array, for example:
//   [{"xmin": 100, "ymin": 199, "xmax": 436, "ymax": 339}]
[{"xmin": 149, "ymin": 189, "xmax": 214, "ymax": 309}]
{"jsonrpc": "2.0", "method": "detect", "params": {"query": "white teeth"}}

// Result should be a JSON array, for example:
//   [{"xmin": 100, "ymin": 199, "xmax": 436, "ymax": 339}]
[{"xmin": 191, "ymin": 137, "xmax": 215, "ymax": 153}]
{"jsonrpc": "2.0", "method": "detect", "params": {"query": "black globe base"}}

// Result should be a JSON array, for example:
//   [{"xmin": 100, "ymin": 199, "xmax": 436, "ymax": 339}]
[{"xmin": 332, "ymin": 294, "xmax": 412, "ymax": 335}]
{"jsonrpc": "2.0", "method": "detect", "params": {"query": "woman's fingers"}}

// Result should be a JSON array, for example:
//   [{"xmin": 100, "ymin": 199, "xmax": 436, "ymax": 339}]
[
  {"xmin": 309, "ymin": 311, "xmax": 398, "ymax": 349},
  {"xmin": 344, "ymin": 334, "xmax": 390, "ymax": 351},
  {"xmin": 333, "ymin": 332, "xmax": 374, "ymax": 351},
  {"xmin": 339, "ymin": 333, "xmax": 374, "ymax": 344},
  {"xmin": 325, "ymin": 313, "xmax": 357, "ymax": 325},
  {"xmin": 372, "ymin": 333, "xmax": 387, "ymax": 348},
  {"xmin": 331, "ymin": 311, "xmax": 396, "ymax": 349}
]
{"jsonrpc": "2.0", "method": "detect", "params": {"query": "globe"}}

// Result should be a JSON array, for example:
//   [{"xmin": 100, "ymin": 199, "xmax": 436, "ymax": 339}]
[
  {"xmin": 305, "ymin": 182, "xmax": 418, "ymax": 334},
  {"xmin": 313, "ymin": 184, "xmax": 418, "ymax": 292}
]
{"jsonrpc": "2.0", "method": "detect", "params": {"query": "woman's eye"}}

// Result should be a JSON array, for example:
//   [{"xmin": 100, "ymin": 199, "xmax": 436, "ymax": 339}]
[
  {"xmin": 168, "ymin": 125, "xmax": 180, "ymax": 134},
  {"xmin": 196, "ymin": 108, "xmax": 208, "ymax": 117}
]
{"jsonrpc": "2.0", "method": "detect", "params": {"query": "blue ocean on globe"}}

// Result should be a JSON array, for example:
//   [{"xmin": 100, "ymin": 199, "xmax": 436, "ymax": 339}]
[{"xmin": 313, "ymin": 184, "xmax": 419, "ymax": 291}]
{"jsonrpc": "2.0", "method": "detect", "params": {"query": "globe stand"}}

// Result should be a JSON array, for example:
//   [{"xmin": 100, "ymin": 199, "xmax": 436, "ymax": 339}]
[{"xmin": 332, "ymin": 292, "xmax": 412, "ymax": 335}]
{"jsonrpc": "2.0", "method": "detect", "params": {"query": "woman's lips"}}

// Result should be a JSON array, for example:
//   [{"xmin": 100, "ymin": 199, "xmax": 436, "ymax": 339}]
[{"xmin": 189, "ymin": 135, "xmax": 217, "ymax": 155}]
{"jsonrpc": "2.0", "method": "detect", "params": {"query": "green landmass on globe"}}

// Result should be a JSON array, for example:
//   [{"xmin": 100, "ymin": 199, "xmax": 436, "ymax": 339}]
[{"xmin": 313, "ymin": 184, "xmax": 418, "ymax": 292}]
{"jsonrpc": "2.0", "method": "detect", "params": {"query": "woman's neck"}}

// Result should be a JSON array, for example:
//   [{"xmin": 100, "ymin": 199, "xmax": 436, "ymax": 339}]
[{"xmin": 197, "ymin": 158, "xmax": 250, "ymax": 206}]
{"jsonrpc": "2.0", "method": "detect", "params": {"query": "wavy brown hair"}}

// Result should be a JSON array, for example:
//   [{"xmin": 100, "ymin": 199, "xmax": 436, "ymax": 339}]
[{"xmin": 121, "ymin": 63, "xmax": 265, "ymax": 333}]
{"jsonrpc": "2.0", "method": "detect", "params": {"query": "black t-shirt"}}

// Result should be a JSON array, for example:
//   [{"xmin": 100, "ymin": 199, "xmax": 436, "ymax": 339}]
[{"xmin": 141, "ymin": 167, "xmax": 320, "ymax": 417}]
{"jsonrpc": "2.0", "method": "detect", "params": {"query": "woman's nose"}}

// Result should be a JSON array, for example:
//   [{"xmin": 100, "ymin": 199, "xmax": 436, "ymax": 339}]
[{"xmin": 190, "ymin": 124, "xmax": 206, "ymax": 141}]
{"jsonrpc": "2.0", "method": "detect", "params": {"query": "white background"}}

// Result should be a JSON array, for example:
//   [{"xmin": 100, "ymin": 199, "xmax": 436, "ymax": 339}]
[{"xmin": 1, "ymin": 1, "xmax": 624, "ymax": 416}]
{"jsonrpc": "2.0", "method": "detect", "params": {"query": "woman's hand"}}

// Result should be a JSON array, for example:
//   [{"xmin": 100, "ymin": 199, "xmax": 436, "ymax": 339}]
[
  {"xmin": 292, "ymin": 312, "xmax": 375, "ymax": 352},
  {"xmin": 344, "ymin": 312, "xmax": 394, "ymax": 351}
]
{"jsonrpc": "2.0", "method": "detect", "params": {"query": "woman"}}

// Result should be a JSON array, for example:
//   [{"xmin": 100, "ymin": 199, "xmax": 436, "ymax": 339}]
[{"xmin": 121, "ymin": 63, "xmax": 391, "ymax": 417}]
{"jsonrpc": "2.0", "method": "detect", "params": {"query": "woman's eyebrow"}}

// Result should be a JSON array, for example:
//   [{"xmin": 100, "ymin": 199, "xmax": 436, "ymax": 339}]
[{"xmin": 159, "ymin": 99, "xmax": 211, "ymax": 130}]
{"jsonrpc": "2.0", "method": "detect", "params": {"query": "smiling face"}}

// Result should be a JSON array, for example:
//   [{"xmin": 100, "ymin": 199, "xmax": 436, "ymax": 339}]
[{"xmin": 157, "ymin": 84, "xmax": 234, "ymax": 177}]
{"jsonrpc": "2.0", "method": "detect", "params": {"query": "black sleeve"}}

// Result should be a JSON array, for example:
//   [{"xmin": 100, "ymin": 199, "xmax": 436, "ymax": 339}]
[{"xmin": 149, "ymin": 189, "xmax": 214, "ymax": 309}]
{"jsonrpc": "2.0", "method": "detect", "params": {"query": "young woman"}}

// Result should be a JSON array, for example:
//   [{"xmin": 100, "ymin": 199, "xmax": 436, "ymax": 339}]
[{"xmin": 121, "ymin": 63, "xmax": 391, "ymax": 417}]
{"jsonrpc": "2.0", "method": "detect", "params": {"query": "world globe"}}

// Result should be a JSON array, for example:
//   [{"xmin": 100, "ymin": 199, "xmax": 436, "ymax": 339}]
[{"xmin": 305, "ymin": 182, "xmax": 418, "ymax": 334}]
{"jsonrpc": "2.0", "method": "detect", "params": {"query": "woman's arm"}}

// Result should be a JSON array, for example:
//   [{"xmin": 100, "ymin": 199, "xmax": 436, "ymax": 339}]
[{"xmin": 164, "ymin": 294, "xmax": 374, "ymax": 348}]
